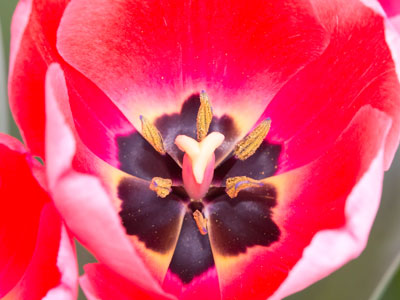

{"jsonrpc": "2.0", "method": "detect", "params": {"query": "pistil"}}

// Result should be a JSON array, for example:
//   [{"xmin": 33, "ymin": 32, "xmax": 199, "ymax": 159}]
[{"xmin": 175, "ymin": 132, "xmax": 225, "ymax": 200}]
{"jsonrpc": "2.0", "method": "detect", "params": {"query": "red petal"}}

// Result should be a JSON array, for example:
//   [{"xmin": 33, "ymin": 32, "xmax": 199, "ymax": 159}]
[
  {"xmin": 209, "ymin": 106, "xmax": 392, "ymax": 299},
  {"xmin": 0, "ymin": 136, "xmax": 48, "ymax": 297},
  {"xmin": 262, "ymin": 0, "xmax": 400, "ymax": 173},
  {"xmin": 57, "ymin": 0, "xmax": 329, "ymax": 139},
  {"xmin": 0, "ymin": 135, "xmax": 77, "ymax": 299},
  {"xmin": 80, "ymin": 264, "xmax": 175, "ymax": 300},
  {"xmin": 3, "ymin": 204, "xmax": 77, "ymax": 300},
  {"xmin": 8, "ymin": 0, "xmax": 69, "ymax": 157}
]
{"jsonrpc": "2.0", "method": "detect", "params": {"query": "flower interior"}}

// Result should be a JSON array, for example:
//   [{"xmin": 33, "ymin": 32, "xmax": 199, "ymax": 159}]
[{"xmin": 117, "ymin": 91, "xmax": 282, "ymax": 286}]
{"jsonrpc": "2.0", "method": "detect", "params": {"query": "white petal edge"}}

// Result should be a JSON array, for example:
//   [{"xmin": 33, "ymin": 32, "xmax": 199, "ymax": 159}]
[{"xmin": 42, "ymin": 226, "xmax": 78, "ymax": 300}]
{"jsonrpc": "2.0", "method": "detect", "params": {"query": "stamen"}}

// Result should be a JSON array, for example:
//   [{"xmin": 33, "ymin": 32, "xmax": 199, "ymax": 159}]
[
  {"xmin": 140, "ymin": 115, "xmax": 166, "ymax": 155},
  {"xmin": 149, "ymin": 177, "xmax": 172, "ymax": 198},
  {"xmin": 234, "ymin": 118, "xmax": 271, "ymax": 160},
  {"xmin": 225, "ymin": 176, "xmax": 264, "ymax": 198},
  {"xmin": 196, "ymin": 90, "xmax": 213, "ymax": 141},
  {"xmin": 193, "ymin": 210, "xmax": 208, "ymax": 235}
]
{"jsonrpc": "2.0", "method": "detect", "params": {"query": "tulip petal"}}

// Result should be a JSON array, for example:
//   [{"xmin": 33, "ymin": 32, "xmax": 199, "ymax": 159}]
[
  {"xmin": 80, "ymin": 264, "xmax": 175, "ymax": 300},
  {"xmin": 208, "ymin": 106, "xmax": 391, "ymax": 300},
  {"xmin": 162, "ymin": 213, "xmax": 221, "ymax": 299},
  {"xmin": 57, "ymin": 0, "xmax": 329, "ymax": 155},
  {"xmin": 8, "ymin": 0, "xmax": 69, "ymax": 157},
  {"xmin": 261, "ymin": 0, "xmax": 400, "ymax": 173},
  {"xmin": 44, "ymin": 63, "xmax": 173, "ymax": 297},
  {"xmin": 270, "ymin": 148, "xmax": 386, "ymax": 299},
  {"xmin": 0, "ymin": 136, "xmax": 48, "ymax": 297},
  {"xmin": 0, "ymin": 134, "xmax": 78, "ymax": 299},
  {"xmin": 167, "ymin": 213, "xmax": 215, "ymax": 284},
  {"xmin": 118, "ymin": 177, "xmax": 186, "ymax": 281},
  {"xmin": 42, "ymin": 226, "xmax": 78, "ymax": 300},
  {"xmin": 205, "ymin": 186, "xmax": 280, "ymax": 257},
  {"xmin": 3, "ymin": 204, "xmax": 77, "ymax": 300},
  {"xmin": 63, "ymin": 65, "xmax": 138, "ymax": 170},
  {"xmin": 163, "ymin": 267, "xmax": 221, "ymax": 300},
  {"xmin": 10, "ymin": 0, "xmax": 136, "ymax": 169},
  {"xmin": 47, "ymin": 62, "xmax": 183, "ymax": 185}
]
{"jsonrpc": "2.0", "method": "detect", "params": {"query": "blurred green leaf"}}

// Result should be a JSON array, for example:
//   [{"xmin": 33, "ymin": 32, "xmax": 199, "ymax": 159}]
[
  {"xmin": 75, "ymin": 241, "xmax": 97, "ymax": 300},
  {"xmin": 370, "ymin": 251, "xmax": 400, "ymax": 300},
  {"xmin": 0, "ymin": 22, "xmax": 8, "ymax": 133},
  {"xmin": 0, "ymin": 0, "xmax": 20, "ymax": 138},
  {"xmin": 378, "ymin": 257, "xmax": 400, "ymax": 300}
]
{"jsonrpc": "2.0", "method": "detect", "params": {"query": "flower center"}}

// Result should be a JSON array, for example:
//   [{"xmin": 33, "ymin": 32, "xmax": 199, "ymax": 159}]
[{"xmin": 139, "ymin": 90, "xmax": 272, "ymax": 235}]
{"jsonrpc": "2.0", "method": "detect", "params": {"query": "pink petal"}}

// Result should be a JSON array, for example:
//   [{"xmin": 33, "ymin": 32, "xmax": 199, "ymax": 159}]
[
  {"xmin": 44, "ymin": 63, "xmax": 172, "ymax": 297},
  {"xmin": 43, "ymin": 226, "xmax": 79, "ymax": 300}
]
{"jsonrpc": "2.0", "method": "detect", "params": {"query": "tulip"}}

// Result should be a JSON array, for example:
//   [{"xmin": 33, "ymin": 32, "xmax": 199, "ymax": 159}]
[{"xmin": 8, "ymin": 0, "xmax": 400, "ymax": 299}]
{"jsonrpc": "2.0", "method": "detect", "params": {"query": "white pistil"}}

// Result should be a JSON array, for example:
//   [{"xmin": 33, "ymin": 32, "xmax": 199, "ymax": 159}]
[{"xmin": 175, "ymin": 132, "xmax": 225, "ymax": 184}]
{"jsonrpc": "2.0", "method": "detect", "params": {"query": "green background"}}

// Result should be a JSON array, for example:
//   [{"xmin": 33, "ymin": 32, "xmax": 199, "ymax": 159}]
[{"xmin": 1, "ymin": 1, "xmax": 400, "ymax": 299}]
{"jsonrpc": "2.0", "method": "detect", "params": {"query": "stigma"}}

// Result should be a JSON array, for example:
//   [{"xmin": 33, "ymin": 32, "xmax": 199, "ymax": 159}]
[{"xmin": 175, "ymin": 132, "xmax": 225, "ymax": 200}]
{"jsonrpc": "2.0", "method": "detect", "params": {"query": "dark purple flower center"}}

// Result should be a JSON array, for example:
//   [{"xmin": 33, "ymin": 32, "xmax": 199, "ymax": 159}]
[{"xmin": 116, "ymin": 93, "xmax": 282, "ymax": 284}]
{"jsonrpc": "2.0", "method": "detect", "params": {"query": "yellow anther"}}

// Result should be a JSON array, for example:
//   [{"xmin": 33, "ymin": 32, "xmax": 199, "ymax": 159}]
[
  {"xmin": 149, "ymin": 177, "xmax": 172, "ymax": 198},
  {"xmin": 225, "ymin": 176, "xmax": 263, "ymax": 198},
  {"xmin": 196, "ymin": 90, "xmax": 213, "ymax": 141},
  {"xmin": 234, "ymin": 119, "xmax": 271, "ymax": 160},
  {"xmin": 193, "ymin": 210, "xmax": 208, "ymax": 235},
  {"xmin": 140, "ymin": 115, "xmax": 166, "ymax": 155}
]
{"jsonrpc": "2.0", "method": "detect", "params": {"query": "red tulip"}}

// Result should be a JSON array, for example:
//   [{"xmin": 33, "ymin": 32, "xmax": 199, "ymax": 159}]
[
  {"xmin": 8, "ymin": 0, "xmax": 400, "ymax": 299},
  {"xmin": 0, "ymin": 134, "xmax": 78, "ymax": 299}
]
